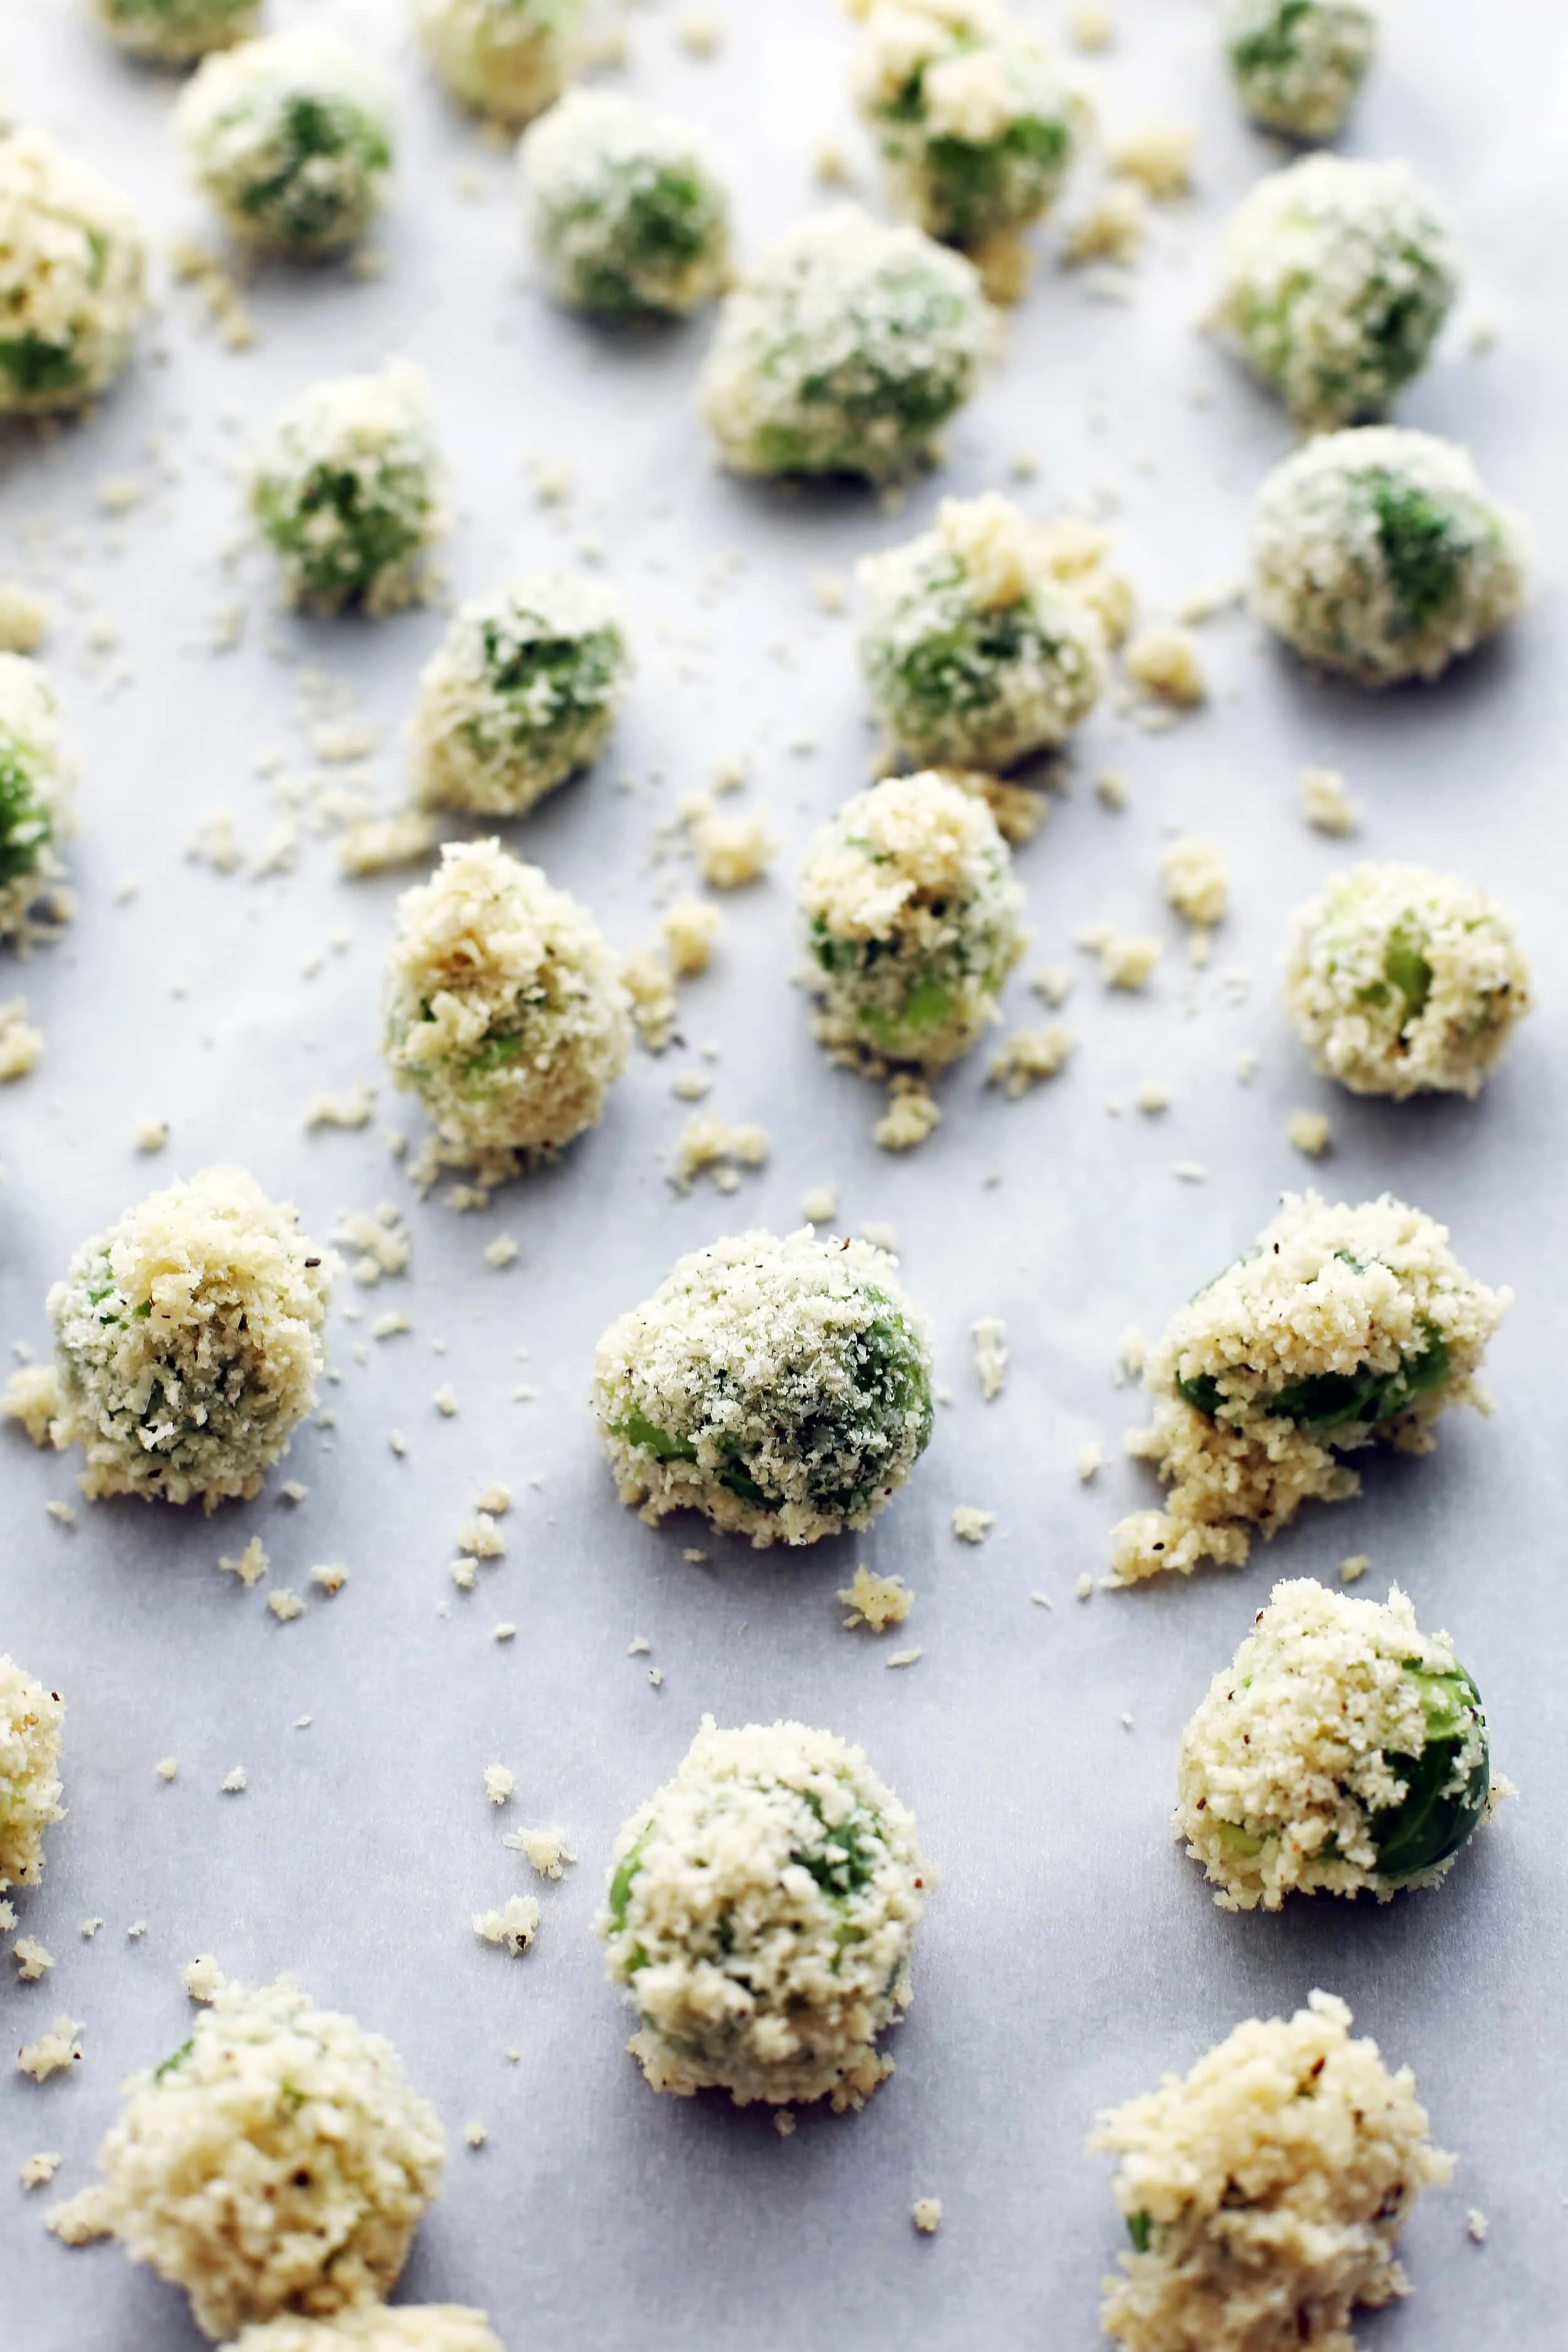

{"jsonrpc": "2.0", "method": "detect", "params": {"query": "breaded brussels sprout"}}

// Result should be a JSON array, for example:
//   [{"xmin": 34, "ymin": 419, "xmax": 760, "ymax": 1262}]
[
  {"xmin": 597, "ymin": 1715, "xmax": 931, "ymax": 2109},
  {"xmin": 0, "ymin": 655, "xmax": 72, "ymax": 948},
  {"xmin": 858, "ymin": 493, "xmax": 1106, "ymax": 768},
  {"xmin": 699, "ymin": 206, "xmax": 992, "ymax": 483},
  {"xmin": 414, "ymin": 0, "xmax": 581, "ymax": 124},
  {"xmin": 799, "ymin": 770, "xmax": 1025, "ymax": 1073},
  {"xmin": 1252, "ymin": 426, "xmax": 1527, "ymax": 684},
  {"xmin": 1223, "ymin": 0, "xmax": 1377, "ymax": 142},
  {"xmin": 251, "ymin": 363, "xmax": 447, "ymax": 617},
  {"xmin": 88, "ymin": 0, "xmax": 260, "ymax": 65},
  {"xmin": 521, "ymin": 90, "xmax": 730, "ymax": 316},
  {"xmin": 1111, "ymin": 1191, "xmax": 1509, "ymax": 1580},
  {"xmin": 410, "ymin": 572, "xmax": 630, "ymax": 817},
  {"xmin": 1091, "ymin": 1991, "xmax": 1452, "ymax": 2352},
  {"xmin": 1211, "ymin": 155, "xmax": 1457, "ymax": 430},
  {"xmin": 0, "ymin": 130, "xmax": 146, "ymax": 413},
  {"xmin": 849, "ymin": 0, "xmax": 1082, "ymax": 257},
  {"xmin": 382, "ymin": 838, "xmax": 630, "ymax": 1184},
  {"xmin": 46, "ymin": 1167, "xmax": 334, "ymax": 1508},
  {"xmin": 593, "ymin": 1228, "xmax": 934, "ymax": 1546},
  {"xmin": 96, "ymin": 1978, "xmax": 446, "ymax": 2341},
  {"xmin": 1177, "ymin": 1577, "xmax": 1497, "ymax": 1909},
  {"xmin": 1285, "ymin": 861, "xmax": 1530, "ymax": 1098},
  {"xmin": 176, "ymin": 31, "xmax": 395, "ymax": 258}
]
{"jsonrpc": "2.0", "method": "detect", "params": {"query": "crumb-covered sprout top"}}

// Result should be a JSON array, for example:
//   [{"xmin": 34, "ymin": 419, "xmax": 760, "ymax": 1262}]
[
  {"xmin": 47, "ymin": 1166, "xmax": 334, "ymax": 1509},
  {"xmin": 1178, "ymin": 1578, "xmax": 1495, "ymax": 1911},
  {"xmin": 251, "ymin": 363, "xmax": 447, "ymax": 618},
  {"xmin": 699, "ymin": 205, "xmax": 992, "ymax": 482},
  {"xmin": 593, "ymin": 1228, "xmax": 935, "ymax": 1547},
  {"xmin": 858, "ymin": 493, "xmax": 1108, "ymax": 768},
  {"xmin": 1090, "ymin": 1990, "xmax": 1453, "ymax": 2352},
  {"xmin": 1285, "ymin": 861, "xmax": 1530, "ymax": 1099},
  {"xmin": 1211, "ymin": 155, "xmax": 1458, "ymax": 432},
  {"xmin": 849, "ymin": 0, "xmax": 1083, "ymax": 253},
  {"xmin": 176, "ymin": 31, "xmax": 396, "ymax": 258},
  {"xmin": 97, "ymin": 1977, "xmax": 447, "ymax": 2343},
  {"xmin": 1253, "ymin": 426, "xmax": 1528, "ymax": 685},
  {"xmin": 409, "ymin": 570, "xmax": 632, "ymax": 815},
  {"xmin": 382, "ymin": 837, "xmax": 630, "ymax": 1184},
  {"xmin": 799, "ymin": 770, "xmax": 1025, "ymax": 1072},
  {"xmin": 1111, "ymin": 1191, "xmax": 1508, "ymax": 1581},
  {"xmin": 0, "ymin": 654, "xmax": 72, "ymax": 948},
  {"xmin": 521, "ymin": 90, "xmax": 731, "ymax": 317},
  {"xmin": 226, "ymin": 2310, "xmax": 504, "ymax": 2352},
  {"xmin": 88, "ymin": 0, "xmax": 260, "ymax": 65},
  {"xmin": 415, "ymin": 0, "xmax": 583, "ymax": 125},
  {"xmin": 0, "ymin": 130, "xmax": 146, "ymax": 414},
  {"xmin": 596, "ymin": 1715, "xmax": 931, "ymax": 2110},
  {"xmin": 0, "ymin": 1655, "xmax": 64, "ymax": 1894},
  {"xmin": 1223, "ymin": 0, "xmax": 1378, "ymax": 142}
]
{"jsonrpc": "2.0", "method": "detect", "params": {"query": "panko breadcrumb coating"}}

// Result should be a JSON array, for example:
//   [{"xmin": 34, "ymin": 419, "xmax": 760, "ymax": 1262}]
[
  {"xmin": 597, "ymin": 1716, "xmax": 931, "ymax": 2109},
  {"xmin": 1177, "ymin": 1579, "xmax": 1496, "ymax": 1910},
  {"xmin": 0, "ymin": 130, "xmax": 146, "ymax": 414},
  {"xmin": 849, "ymin": 0, "xmax": 1083, "ymax": 255},
  {"xmin": 0, "ymin": 654, "xmax": 73, "ymax": 948},
  {"xmin": 1211, "ymin": 155, "xmax": 1457, "ymax": 431},
  {"xmin": 699, "ymin": 206, "xmax": 992, "ymax": 483},
  {"xmin": 177, "ymin": 31, "xmax": 396, "ymax": 259},
  {"xmin": 1253, "ymin": 428, "xmax": 1527, "ymax": 686},
  {"xmin": 1091, "ymin": 1991, "xmax": 1452, "ymax": 2352},
  {"xmin": 48, "ymin": 1167, "xmax": 334, "ymax": 1509},
  {"xmin": 0, "ymin": 1656, "xmax": 63, "ymax": 1893},
  {"xmin": 857, "ymin": 494, "xmax": 1107, "ymax": 769},
  {"xmin": 414, "ymin": 0, "xmax": 583, "ymax": 126},
  {"xmin": 1285, "ymin": 861, "xmax": 1530, "ymax": 1098},
  {"xmin": 252, "ymin": 364, "xmax": 447, "ymax": 618},
  {"xmin": 226, "ymin": 2309, "xmax": 503, "ymax": 2352},
  {"xmin": 88, "ymin": 0, "xmax": 260, "ymax": 65},
  {"xmin": 1223, "ymin": 0, "xmax": 1378, "ymax": 142},
  {"xmin": 593, "ymin": 1228, "xmax": 934, "ymax": 1547},
  {"xmin": 409, "ymin": 573, "xmax": 631, "ymax": 815},
  {"xmin": 382, "ymin": 839, "xmax": 630, "ymax": 1184},
  {"xmin": 1111, "ymin": 1192, "xmax": 1508, "ymax": 1580},
  {"xmin": 521, "ymin": 90, "xmax": 731, "ymax": 317},
  {"xmin": 798, "ymin": 771, "xmax": 1025, "ymax": 1073},
  {"xmin": 97, "ymin": 1978, "xmax": 446, "ymax": 2343}
]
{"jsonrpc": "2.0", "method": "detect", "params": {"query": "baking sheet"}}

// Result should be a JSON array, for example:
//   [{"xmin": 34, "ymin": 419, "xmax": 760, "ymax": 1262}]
[{"xmin": 3, "ymin": 0, "xmax": 1567, "ymax": 2344}]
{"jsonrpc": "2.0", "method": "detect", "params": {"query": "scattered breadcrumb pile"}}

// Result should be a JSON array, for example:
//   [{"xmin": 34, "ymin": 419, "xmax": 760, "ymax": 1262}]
[
  {"xmin": 94, "ymin": 1976, "xmax": 446, "ymax": 2341},
  {"xmin": 46, "ymin": 1167, "xmax": 334, "ymax": 1508},
  {"xmin": 1090, "ymin": 1990, "xmax": 1453, "ymax": 2352},
  {"xmin": 1177, "ymin": 1578, "xmax": 1496, "ymax": 1911},
  {"xmin": 1112, "ymin": 1192, "xmax": 1508, "ymax": 1579},
  {"xmin": 0, "ymin": 1655, "xmax": 64, "ymax": 1892},
  {"xmin": 596, "ymin": 1715, "xmax": 931, "ymax": 2111}
]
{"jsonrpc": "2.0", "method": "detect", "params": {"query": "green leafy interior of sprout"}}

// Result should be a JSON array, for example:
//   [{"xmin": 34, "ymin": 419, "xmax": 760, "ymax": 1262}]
[
  {"xmin": 480, "ymin": 617, "xmax": 622, "ymax": 724},
  {"xmin": 0, "ymin": 332, "xmax": 85, "ymax": 399},
  {"xmin": 258, "ymin": 460, "xmax": 426, "ymax": 598},
  {"xmin": 923, "ymin": 114, "xmax": 1071, "ymax": 245},
  {"xmin": 234, "ymin": 91, "xmax": 389, "ymax": 244},
  {"xmin": 611, "ymin": 1287, "xmax": 933, "ymax": 1517},
  {"xmin": 1176, "ymin": 1293, "xmax": 1452, "ymax": 1432},
  {"xmin": 751, "ymin": 264, "xmax": 978, "ymax": 472},
  {"xmin": 1126, "ymin": 2210, "xmax": 1154, "ymax": 2253},
  {"xmin": 1229, "ymin": 0, "xmax": 1315, "ymax": 77},
  {"xmin": 1369, "ymin": 1662, "xmax": 1490, "ymax": 1878},
  {"xmin": 794, "ymin": 1788, "xmax": 882, "ymax": 1900},
  {"xmin": 154, "ymin": 2038, "xmax": 194, "ymax": 2082},
  {"xmin": 0, "ymin": 739, "xmax": 50, "ymax": 887},
  {"xmin": 568, "ymin": 162, "xmax": 719, "ymax": 309},
  {"xmin": 1357, "ymin": 917, "xmax": 1434, "ymax": 1029},
  {"xmin": 1369, "ymin": 467, "xmax": 1467, "ymax": 627},
  {"xmin": 809, "ymin": 894, "xmax": 1010, "ymax": 1050}
]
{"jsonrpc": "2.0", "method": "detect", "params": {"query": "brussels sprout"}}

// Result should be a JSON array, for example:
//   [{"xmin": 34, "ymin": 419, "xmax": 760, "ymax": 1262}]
[
  {"xmin": 1224, "ymin": 0, "xmax": 1377, "ymax": 140},
  {"xmin": 521, "ymin": 90, "xmax": 730, "ymax": 317},
  {"xmin": 176, "ymin": 32, "xmax": 395, "ymax": 260},
  {"xmin": 250, "ymin": 364, "xmax": 445, "ymax": 618}
]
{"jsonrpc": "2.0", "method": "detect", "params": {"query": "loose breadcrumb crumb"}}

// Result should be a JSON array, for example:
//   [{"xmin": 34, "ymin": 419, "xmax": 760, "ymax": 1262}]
[
  {"xmin": 1135, "ymin": 1083, "xmax": 1171, "ymax": 1115},
  {"xmin": 220, "ymin": 1767, "xmax": 247, "ymax": 1793},
  {"xmin": 988, "ymin": 1024, "xmax": 1076, "ymax": 1098},
  {"xmin": 1079, "ymin": 924, "xmax": 1163, "ymax": 991},
  {"xmin": 181, "ymin": 1956, "xmax": 227, "ymax": 2004},
  {"xmin": 1161, "ymin": 837, "xmax": 1228, "ymax": 928},
  {"xmin": 20, "ymin": 2149, "xmax": 61, "ymax": 2189},
  {"xmin": 16, "ymin": 2015, "xmax": 82, "ymax": 2081},
  {"xmin": 972, "ymin": 1317, "xmax": 1008, "ymax": 1401},
  {"xmin": 1301, "ymin": 766, "xmax": 1361, "ymax": 836},
  {"xmin": 46, "ymin": 2184, "xmax": 113, "ymax": 2243},
  {"xmin": 219, "ymin": 1537, "xmax": 268, "ymax": 1589},
  {"xmin": 304, "ymin": 1083, "xmax": 375, "ymax": 1131},
  {"xmin": 13, "ymin": 1937, "xmax": 53, "ymax": 1981},
  {"xmin": 913, "ymin": 2196, "xmax": 943, "ymax": 2233},
  {"xmin": 1068, "ymin": 4, "xmax": 1115, "ymax": 51},
  {"xmin": 1126, "ymin": 624, "xmax": 1206, "ymax": 706},
  {"xmin": 309, "ymin": 1562, "xmax": 348, "ymax": 1596},
  {"xmin": 670, "ymin": 1115, "xmax": 770, "ymax": 1190},
  {"xmin": 1063, "ymin": 181, "xmax": 1147, "ymax": 268},
  {"xmin": 1107, "ymin": 124, "xmax": 1195, "ymax": 201},
  {"xmin": 0, "ymin": 1000, "xmax": 43, "ymax": 1082},
  {"xmin": 433, "ymin": 1384, "xmax": 458, "ymax": 1417},
  {"xmin": 1339, "ymin": 1554, "xmax": 1370, "ymax": 1586},
  {"xmin": 951, "ymin": 1505, "xmax": 995, "ymax": 1544},
  {"xmin": 472, "ymin": 1895, "xmax": 539, "ymax": 1956},
  {"xmin": 1078, "ymin": 1441, "xmax": 1105, "ymax": 1481},
  {"xmin": 885, "ymin": 1647, "xmax": 922, "ymax": 1670},
  {"xmin": 801, "ymin": 1184, "xmax": 838, "ymax": 1224},
  {"xmin": 484, "ymin": 1765, "xmax": 515, "ymax": 1807},
  {"xmin": 664, "ymin": 897, "xmax": 722, "ymax": 976},
  {"xmin": 838, "ymin": 1565, "xmax": 914, "ymax": 1633},
  {"xmin": 1288, "ymin": 1110, "xmax": 1333, "ymax": 1158},
  {"xmin": 1466, "ymin": 2208, "xmax": 1488, "ymax": 2243},
  {"xmin": 689, "ymin": 805, "xmax": 775, "ymax": 887},
  {"xmin": 504, "ymin": 1827, "xmax": 575, "ymax": 1879},
  {"xmin": 331, "ymin": 1205, "xmax": 410, "ymax": 1288},
  {"xmin": 874, "ymin": 1080, "xmax": 942, "ymax": 1153},
  {"xmin": 156, "ymin": 1757, "xmax": 178, "ymax": 1782},
  {"xmin": 134, "ymin": 1118, "xmax": 168, "ymax": 1155},
  {"xmin": 338, "ymin": 810, "xmax": 440, "ymax": 876}
]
